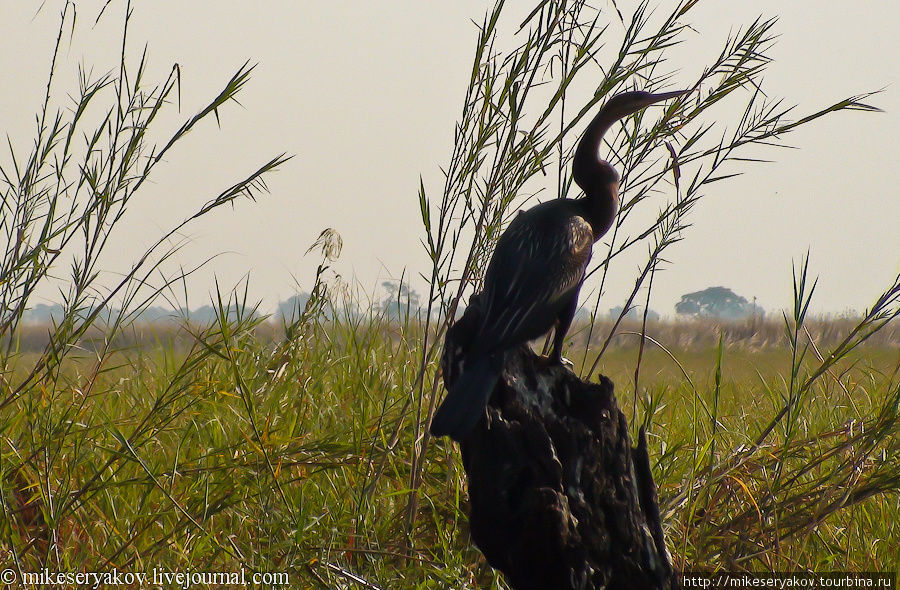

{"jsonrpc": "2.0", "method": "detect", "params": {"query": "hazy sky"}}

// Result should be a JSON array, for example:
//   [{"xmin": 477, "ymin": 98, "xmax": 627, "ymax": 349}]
[{"xmin": 2, "ymin": 1, "xmax": 898, "ymax": 316}]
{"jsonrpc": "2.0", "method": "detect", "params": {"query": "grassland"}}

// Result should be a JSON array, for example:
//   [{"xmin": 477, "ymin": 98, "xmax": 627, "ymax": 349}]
[
  {"xmin": 1, "ymin": 313, "xmax": 897, "ymax": 588},
  {"xmin": 2, "ymin": 2, "xmax": 897, "ymax": 586}
]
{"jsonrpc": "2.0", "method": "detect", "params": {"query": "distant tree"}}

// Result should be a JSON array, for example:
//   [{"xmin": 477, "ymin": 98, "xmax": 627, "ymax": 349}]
[
  {"xmin": 573, "ymin": 307, "xmax": 592, "ymax": 323},
  {"xmin": 134, "ymin": 306, "xmax": 180, "ymax": 323},
  {"xmin": 379, "ymin": 281, "xmax": 422, "ymax": 319},
  {"xmin": 277, "ymin": 293, "xmax": 313, "ymax": 323},
  {"xmin": 22, "ymin": 303, "xmax": 65, "ymax": 323},
  {"xmin": 675, "ymin": 286, "xmax": 750, "ymax": 319}
]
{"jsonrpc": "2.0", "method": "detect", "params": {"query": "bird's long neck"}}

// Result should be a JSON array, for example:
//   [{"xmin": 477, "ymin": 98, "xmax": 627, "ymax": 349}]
[
  {"xmin": 573, "ymin": 117, "xmax": 615, "ymax": 191},
  {"xmin": 572, "ymin": 101, "xmax": 627, "ymax": 240},
  {"xmin": 575, "ymin": 178, "xmax": 619, "ymax": 240},
  {"xmin": 573, "ymin": 120, "xmax": 620, "ymax": 239}
]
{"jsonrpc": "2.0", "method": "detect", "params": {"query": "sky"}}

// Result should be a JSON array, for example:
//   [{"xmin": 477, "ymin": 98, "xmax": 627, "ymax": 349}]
[{"xmin": 1, "ymin": 1, "xmax": 898, "ymax": 317}]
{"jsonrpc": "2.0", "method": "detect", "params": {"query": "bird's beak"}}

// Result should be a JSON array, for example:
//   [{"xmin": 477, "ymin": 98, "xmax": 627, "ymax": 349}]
[{"xmin": 629, "ymin": 89, "xmax": 691, "ymax": 113}]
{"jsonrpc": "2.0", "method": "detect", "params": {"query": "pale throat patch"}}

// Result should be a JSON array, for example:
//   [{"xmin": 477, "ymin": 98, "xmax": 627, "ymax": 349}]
[{"xmin": 566, "ymin": 217, "xmax": 594, "ymax": 253}]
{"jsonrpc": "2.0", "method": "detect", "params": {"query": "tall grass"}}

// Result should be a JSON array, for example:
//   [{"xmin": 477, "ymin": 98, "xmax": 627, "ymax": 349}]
[
  {"xmin": 0, "ymin": 0, "xmax": 290, "ymax": 580},
  {"xmin": 654, "ymin": 261, "xmax": 900, "ymax": 571},
  {"xmin": 0, "ymin": 1, "xmax": 897, "ymax": 588}
]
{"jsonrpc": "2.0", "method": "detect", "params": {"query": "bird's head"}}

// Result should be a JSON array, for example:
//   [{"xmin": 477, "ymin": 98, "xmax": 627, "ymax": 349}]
[{"xmin": 597, "ymin": 90, "xmax": 689, "ymax": 126}]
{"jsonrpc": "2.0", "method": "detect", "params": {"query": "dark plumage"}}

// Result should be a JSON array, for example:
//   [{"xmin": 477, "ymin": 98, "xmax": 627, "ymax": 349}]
[{"xmin": 431, "ymin": 90, "xmax": 687, "ymax": 442}]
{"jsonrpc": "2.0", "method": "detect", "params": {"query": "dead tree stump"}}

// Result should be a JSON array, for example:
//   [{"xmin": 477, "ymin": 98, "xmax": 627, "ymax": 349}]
[{"xmin": 442, "ymin": 302, "xmax": 677, "ymax": 589}]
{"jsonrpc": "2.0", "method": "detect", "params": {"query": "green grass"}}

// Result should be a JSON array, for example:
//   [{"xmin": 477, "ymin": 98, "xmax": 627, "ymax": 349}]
[{"xmin": 2, "ymin": 314, "xmax": 897, "ymax": 587}]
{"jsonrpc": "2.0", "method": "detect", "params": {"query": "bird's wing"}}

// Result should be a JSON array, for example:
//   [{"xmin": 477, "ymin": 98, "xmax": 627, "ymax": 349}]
[{"xmin": 476, "ymin": 213, "xmax": 593, "ymax": 351}]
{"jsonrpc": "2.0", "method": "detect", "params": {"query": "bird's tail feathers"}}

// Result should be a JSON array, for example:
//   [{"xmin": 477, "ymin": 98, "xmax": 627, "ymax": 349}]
[{"xmin": 430, "ymin": 354, "xmax": 503, "ymax": 442}]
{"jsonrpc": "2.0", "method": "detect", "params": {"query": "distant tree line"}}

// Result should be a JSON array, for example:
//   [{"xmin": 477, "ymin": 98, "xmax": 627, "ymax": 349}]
[
  {"xmin": 21, "ymin": 284, "xmax": 759, "ymax": 325},
  {"xmin": 20, "ymin": 281, "xmax": 423, "ymax": 326},
  {"xmin": 20, "ymin": 302, "xmax": 262, "ymax": 325}
]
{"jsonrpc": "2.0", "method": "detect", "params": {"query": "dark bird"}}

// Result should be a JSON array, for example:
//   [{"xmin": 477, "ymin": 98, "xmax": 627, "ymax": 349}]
[{"xmin": 430, "ymin": 90, "xmax": 687, "ymax": 442}]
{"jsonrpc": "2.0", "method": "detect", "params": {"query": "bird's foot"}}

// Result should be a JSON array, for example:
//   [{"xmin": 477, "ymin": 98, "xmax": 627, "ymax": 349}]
[{"xmin": 536, "ymin": 354, "xmax": 575, "ymax": 371}]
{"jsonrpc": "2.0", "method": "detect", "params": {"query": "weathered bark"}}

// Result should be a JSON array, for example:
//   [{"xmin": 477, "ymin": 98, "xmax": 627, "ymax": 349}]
[{"xmin": 443, "ymin": 309, "xmax": 676, "ymax": 589}]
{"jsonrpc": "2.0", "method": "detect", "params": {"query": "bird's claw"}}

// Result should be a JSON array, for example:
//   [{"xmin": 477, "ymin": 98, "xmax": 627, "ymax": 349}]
[{"xmin": 538, "ymin": 354, "xmax": 575, "ymax": 371}]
